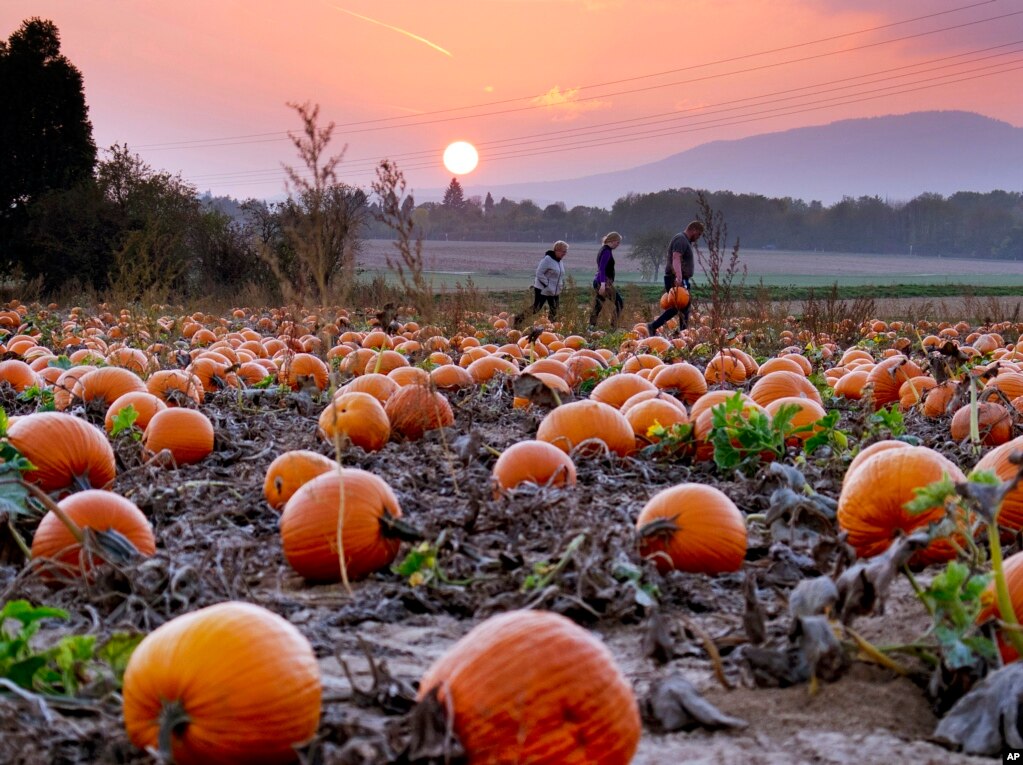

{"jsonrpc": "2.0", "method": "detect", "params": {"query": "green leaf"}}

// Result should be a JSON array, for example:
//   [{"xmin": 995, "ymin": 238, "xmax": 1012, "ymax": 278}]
[
  {"xmin": 110, "ymin": 405, "xmax": 139, "ymax": 437},
  {"xmin": 0, "ymin": 600, "xmax": 69, "ymax": 628},
  {"xmin": 904, "ymin": 473, "xmax": 957, "ymax": 516},
  {"xmin": 97, "ymin": 633, "xmax": 143, "ymax": 680},
  {"xmin": 6, "ymin": 656, "xmax": 47, "ymax": 689},
  {"xmin": 934, "ymin": 625, "xmax": 977, "ymax": 670},
  {"xmin": 966, "ymin": 468, "xmax": 1001, "ymax": 486},
  {"xmin": 252, "ymin": 374, "xmax": 276, "ymax": 389},
  {"xmin": 47, "ymin": 356, "xmax": 73, "ymax": 370}
]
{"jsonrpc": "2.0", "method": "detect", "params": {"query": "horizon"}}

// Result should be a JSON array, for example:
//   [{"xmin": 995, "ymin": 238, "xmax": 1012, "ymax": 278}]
[{"xmin": 2, "ymin": 1, "xmax": 1022, "ymax": 202}]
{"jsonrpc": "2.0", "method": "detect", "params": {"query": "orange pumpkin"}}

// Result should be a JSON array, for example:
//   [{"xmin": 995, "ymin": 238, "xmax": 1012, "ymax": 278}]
[
  {"xmin": 263, "ymin": 450, "xmax": 336, "ymax": 511},
  {"xmin": 837, "ymin": 446, "xmax": 967, "ymax": 566},
  {"xmin": 362, "ymin": 349, "xmax": 408, "ymax": 377},
  {"xmin": 589, "ymin": 373, "xmax": 657, "ymax": 409},
  {"xmin": 318, "ymin": 392, "xmax": 391, "ymax": 451},
  {"xmin": 123, "ymin": 601, "xmax": 322, "ymax": 765},
  {"xmin": 843, "ymin": 439, "xmax": 912, "ymax": 488},
  {"xmin": 492, "ymin": 440, "xmax": 577, "ymax": 493},
  {"xmin": 949, "ymin": 401, "xmax": 1012, "ymax": 446},
  {"xmin": 922, "ymin": 381, "xmax": 959, "ymax": 418},
  {"xmin": 0, "ymin": 358, "xmax": 41, "ymax": 392},
  {"xmin": 339, "ymin": 372, "xmax": 398, "ymax": 404},
  {"xmin": 429, "ymin": 364, "xmax": 474, "ymax": 391},
  {"xmin": 764, "ymin": 396, "xmax": 827, "ymax": 444},
  {"xmin": 659, "ymin": 285, "xmax": 690, "ymax": 311},
  {"xmin": 973, "ymin": 435, "xmax": 1023, "ymax": 532},
  {"xmin": 418, "ymin": 609, "xmax": 640, "ymax": 765},
  {"xmin": 279, "ymin": 468, "xmax": 404, "ymax": 581},
  {"xmin": 70, "ymin": 366, "xmax": 147, "ymax": 412},
  {"xmin": 865, "ymin": 355, "xmax": 924, "ymax": 409},
  {"xmin": 31, "ymin": 490, "xmax": 155, "ymax": 578},
  {"xmin": 388, "ymin": 365, "xmax": 430, "ymax": 387},
  {"xmin": 536, "ymin": 400, "xmax": 635, "ymax": 457},
  {"xmin": 636, "ymin": 483, "xmax": 747, "ymax": 574},
  {"xmin": 280, "ymin": 352, "xmax": 329, "ymax": 391},
  {"xmin": 651, "ymin": 362, "xmax": 707, "ymax": 406},
  {"xmin": 748, "ymin": 370, "xmax": 822, "ymax": 408},
  {"xmin": 704, "ymin": 352, "xmax": 747, "ymax": 385},
  {"xmin": 384, "ymin": 385, "xmax": 454, "ymax": 441},
  {"xmin": 8, "ymin": 412, "xmax": 116, "ymax": 493},
  {"xmin": 466, "ymin": 354, "xmax": 519, "ymax": 384},
  {"xmin": 898, "ymin": 376, "xmax": 937, "ymax": 410},
  {"xmin": 104, "ymin": 391, "xmax": 167, "ymax": 434},
  {"xmin": 625, "ymin": 397, "xmax": 689, "ymax": 445},
  {"xmin": 146, "ymin": 369, "xmax": 205, "ymax": 407},
  {"xmin": 144, "ymin": 408, "xmax": 215, "ymax": 465},
  {"xmin": 757, "ymin": 356, "xmax": 806, "ymax": 377},
  {"xmin": 977, "ymin": 550, "xmax": 1023, "ymax": 663}
]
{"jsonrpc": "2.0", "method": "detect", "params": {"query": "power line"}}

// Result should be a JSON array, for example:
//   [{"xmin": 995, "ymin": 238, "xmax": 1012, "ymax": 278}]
[
  {"xmin": 195, "ymin": 62, "xmax": 1023, "ymax": 191},
  {"xmin": 185, "ymin": 43, "xmax": 1023, "ymax": 183},
  {"xmin": 136, "ymin": 0, "xmax": 1009, "ymax": 149}
]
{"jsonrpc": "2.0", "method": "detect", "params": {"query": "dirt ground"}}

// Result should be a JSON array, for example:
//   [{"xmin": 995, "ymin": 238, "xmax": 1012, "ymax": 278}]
[{"xmin": 0, "ymin": 381, "xmax": 1001, "ymax": 764}]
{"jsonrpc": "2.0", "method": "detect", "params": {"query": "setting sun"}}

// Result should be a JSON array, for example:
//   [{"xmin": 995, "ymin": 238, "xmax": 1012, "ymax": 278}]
[{"xmin": 442, "ymin": 141, "xmax": 479, "ymax": 175}]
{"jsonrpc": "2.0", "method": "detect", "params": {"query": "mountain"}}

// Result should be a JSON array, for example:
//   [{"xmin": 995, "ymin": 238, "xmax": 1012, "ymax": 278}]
[{"xmin": 457, "ymin": 111, "xmax": 1023, "ymax": 208}]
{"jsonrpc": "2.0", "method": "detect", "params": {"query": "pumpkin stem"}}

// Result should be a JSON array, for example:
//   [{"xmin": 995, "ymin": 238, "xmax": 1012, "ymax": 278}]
[
  {"xmin": 379, "ymin": 510, "xmax": 424, "ymax": 543},
  {"xmin": 637, "ymin": 515, "xmax": 681, "ymax": 541},
  {"xmin": 72, "ymin": 473, "xmax": 93, "ymax": 493},
  {"xmin": 157, "ymin": 699, "xmax": 190, "ymax": 762}
]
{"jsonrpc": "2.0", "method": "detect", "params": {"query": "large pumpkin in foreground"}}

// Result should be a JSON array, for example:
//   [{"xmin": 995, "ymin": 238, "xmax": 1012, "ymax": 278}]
[
  {"xmin": 123, "ymin": 601, "xmax": 321, "ymax": 765},
  {"xmin": 837, "ymin": 446, "xmax": 967, "ymax": 566},
  {"xmin": 536, "ymin": 399, "xmax": 635, "ymax": 457},
  {"xmin": 636, "ymin": 483, "xmax": 747, "ymax": 574},
  {"xmin": 418, "ymin": 609, "xmax": 640, "ymax": 764},
  {"xmin": 279, "ymin": 468, "xmax": 403, "ymax": 581}
]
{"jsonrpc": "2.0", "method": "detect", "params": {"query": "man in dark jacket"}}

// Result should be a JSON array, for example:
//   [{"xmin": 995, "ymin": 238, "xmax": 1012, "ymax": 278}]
[{"xmin": 647, "ymin": 221, "xmax": 704, "ymax": 336}]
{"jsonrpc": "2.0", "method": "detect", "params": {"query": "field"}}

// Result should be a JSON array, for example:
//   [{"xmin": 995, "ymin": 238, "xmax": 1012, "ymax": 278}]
[
  {"xmin": 0, "ymin": 301, "xmax": 1020, "ymax": 764},
  {"xmin": 358, "ymin": 239, "xmax": 1023, "ymax": 291}
]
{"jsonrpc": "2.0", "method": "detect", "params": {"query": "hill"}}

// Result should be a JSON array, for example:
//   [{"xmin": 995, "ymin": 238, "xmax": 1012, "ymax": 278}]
[{"xmin": 458, "ymin": 111, "xmax": 1023, "ymax": 207}]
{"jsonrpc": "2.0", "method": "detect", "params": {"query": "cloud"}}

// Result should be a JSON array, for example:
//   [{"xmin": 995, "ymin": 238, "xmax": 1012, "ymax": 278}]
[
  {"xmin": 531, "ymin": 86, "xmax": 611, "ymax": 121},
  {"xmin": 323, "ymin": 3, "xmax": 453, "ymax": 57}
]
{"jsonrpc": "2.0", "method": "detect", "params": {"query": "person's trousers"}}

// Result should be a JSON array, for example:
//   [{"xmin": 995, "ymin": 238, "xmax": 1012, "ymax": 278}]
[
  {"xmin": 649, "ymin": 274, "xmax": 691, "ymax": 333},
  {"xmin": 589, "ymin": 284, "xmax": 624, "ymax": 326},
  {"xmin": 532, "ymin": 287, "xmax": 560, "ymax": 319}
]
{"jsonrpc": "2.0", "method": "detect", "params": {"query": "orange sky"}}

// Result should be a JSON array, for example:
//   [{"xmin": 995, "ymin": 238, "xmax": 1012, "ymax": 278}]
[{"xmin": 3, "ymin": 0, "xmax": 1021, "ymax": 201}]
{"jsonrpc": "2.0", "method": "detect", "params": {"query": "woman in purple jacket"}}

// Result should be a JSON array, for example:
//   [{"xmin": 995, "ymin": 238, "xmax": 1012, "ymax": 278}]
[{"xmin": 588, "ymin": 231, "xmax": 624, "ymax": 328}]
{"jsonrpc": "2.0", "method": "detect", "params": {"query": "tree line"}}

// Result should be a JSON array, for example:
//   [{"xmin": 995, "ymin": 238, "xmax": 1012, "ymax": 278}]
[{"xmin": 3, "ymin": 17, "xmax": 1021, "ymax": 303}]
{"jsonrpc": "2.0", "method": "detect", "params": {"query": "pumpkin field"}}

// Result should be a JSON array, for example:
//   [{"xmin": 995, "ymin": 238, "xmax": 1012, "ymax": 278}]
[{"xmin": 2, "ymin": 299, "xmax": 1023, "ymax": 764}]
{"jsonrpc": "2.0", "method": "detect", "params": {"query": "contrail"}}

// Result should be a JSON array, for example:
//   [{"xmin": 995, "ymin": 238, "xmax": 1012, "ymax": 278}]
[{"xmin": 325, "ymin": 4, "xmax": 453, "ymax": 57}]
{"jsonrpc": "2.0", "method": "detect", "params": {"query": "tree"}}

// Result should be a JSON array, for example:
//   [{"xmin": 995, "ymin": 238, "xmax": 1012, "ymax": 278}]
[
  {"xmin": 442, "ymin": 178, "xmax": 466, "ymax": 210},
  {"xmin": 631, "ymin": 229, "xmax": 671, "ymax": 282},
  {"xmin": 0, "ymin": 18, "xmax": 96, "ymax": 220},
  {"xmin": 484, "ymin": 191, "xmax": 495, "ymax": 217}
]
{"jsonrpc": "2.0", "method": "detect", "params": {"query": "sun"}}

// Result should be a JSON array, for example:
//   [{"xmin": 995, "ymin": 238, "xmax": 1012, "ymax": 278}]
[{"xmin": 443, "ymin": 141, "xmax": 479, "ymax": 175}]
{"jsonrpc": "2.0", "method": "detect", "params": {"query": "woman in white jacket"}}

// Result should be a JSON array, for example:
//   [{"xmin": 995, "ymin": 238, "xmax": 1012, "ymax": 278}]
[{"xmin": 532, "ymin": 240, "xmax": 568, "ymax": 319}]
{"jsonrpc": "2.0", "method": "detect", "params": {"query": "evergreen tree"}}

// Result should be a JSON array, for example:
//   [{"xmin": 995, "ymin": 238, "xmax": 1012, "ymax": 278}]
[
  {"xmin": 0, "ymin": 18, "xmax": 96, "ymax": 219},
  {"xmin": 484, "ymin": 191, "xmax": 494, "ymax": 216},
  {"xmin": 442, "ymin": 177, "xmax": 466, "ymax": 210}
]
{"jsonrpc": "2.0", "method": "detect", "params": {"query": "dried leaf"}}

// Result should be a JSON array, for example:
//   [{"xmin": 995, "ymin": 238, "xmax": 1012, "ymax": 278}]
[
  {"xmin": 642, "ymin": 609, "xmax": 676, "ymax": 664},
  {"xmin": 642, "ymin": 674, "xmax": 748, "ymax": 732},
  {"xmin": 793, "ymin": 615, "xmax": 847, "ymax": 683},
  {"xmin": 835, "ymin": 530, "xmax": 930, "ymax": 623},
  {"xmin": 512, "ymin": 373, "xmax": 566, "ymax": 408},
  {"xmin": 933, "ymin": 662, "xmax": 1023, "ymax": 755},
  {"xmin": 742, "ymin": 573, "xmax": 767, "ymax": 645},
  {"xmin": 788, "ymin": 576, "xmax": 839, "ymax": 620}
]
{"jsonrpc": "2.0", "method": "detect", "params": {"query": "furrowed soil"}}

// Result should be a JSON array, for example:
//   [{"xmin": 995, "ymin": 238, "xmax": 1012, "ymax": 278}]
[{"xmin": 0, "ymin": 384, "xmax": 995, "ymax": 764}]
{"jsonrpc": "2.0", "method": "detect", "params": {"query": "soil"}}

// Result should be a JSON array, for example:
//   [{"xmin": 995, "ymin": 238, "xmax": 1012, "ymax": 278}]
[{"xmin": 0, "ymin": 381, "xmax": 998, "ymax": 764}]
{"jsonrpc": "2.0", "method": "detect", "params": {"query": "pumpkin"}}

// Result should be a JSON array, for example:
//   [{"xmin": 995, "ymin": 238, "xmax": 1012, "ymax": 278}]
[
  {"xmin": 187, "ymin": 356, "xmax": 236, "ymax": 394},
  {"xmin": 564, "ymin": 354, "xmax": 606, "ymax": 387},
  {"xmin": 621, "ymin": 354, "xmax": 663, "ymax": 375},
  {"xmin": 837, "ymin": 446, "xmax": 967, "ymax": 565},
  {"xmin": 263, "ymin": 450, "xmax": 336, "ymax": 511},
  {"xmin": 659, "ymin": 285, "xmax": 690, "ymax": 311},
  {"xmin": 466, "ymin": 354, "xmax": 519, "ymax": 384},
  {"xmin": 279, "ymin": 468, "xmax": 404, "ymax": 581},
  {"xmin": 0, "ymin": 358, "xmax": 41, "ymax": 392},
  {"xmin": 536, "ymin": 400, "xmax": 635, "ymax": 457},
  {"xmin": 417, "ymin": 609, "xmax": 639, "ymax": 765},
  {"xmin": 143, "ymin": 408, "xmax": 215, "ymax": 465},
  {"xmin": 429, "ymin": 364, "xmax": 474, "ymax": 391},
  {"xmin": 384, "ymin": 384, "xmax": 454, "ymax": 441},
  {"xmin": 146, "ymin": 369, "xmax": 205, "ymax": 407},
  {"xmin": 764, "ymin": 396, "xmax": 827, "ymax": 444},
  {"xmin": 318, "ymin": 392, "xmax": 391, "ymax": 451},
  {"xmin": 636, "ymin": 483, "xmax": 747, "ymax": 574},
  {"xmin": 104, "ymin": 391, "xmax": 167, "ymax": 434},
  {"xmin": 833, "ymin": 369, "xmax": 869, "ymax": 400},
  {"xmin": 843, "ymin": 439, "xmax": 912, "ymax": 488},
  {"xmin": 865, "ymin": 355, "xmax": 924, "ymax": 409},
  {"xmin": 388, "ymin": 365, "xmax": 430, "ymax": 387},
  {"xmin": 31, "ymin": 490, "xmax": 155, "ymax": 579},
  {"xmin": 749, "ymin": 370, "xmax": 822, "ymax": 408},
  {"xmin": 949, "ymin": 401, "xmax": 1012, "ymax": 446},
  {"xmin": 70, "ymin": 366, "xmax": 147, "ymax": 412},
  {"xmin": 339, "ymin": 372, "xmax": 398, "ymax": 404},
  {"xmin": 977, "ymin": 550, "xmax": 1023, "ymax": 663},
  {"xmin": 704, "ymin": 352, "xmax": 747, "ymax": 385},
  {"xmin": 492, "ymin": 440, "xmax": 577, "ymax": 493},
  {"xmin": 651, "ymin": 362, "xmax": 707, "ymax": 405},
  {"xmin": 358, "ymin": 349, "xmax": 406, "ymax": 377},
  {"xmin": 757, "ymin": 356, "xmax": 806, "ymax": 377},
  {"xmin": 8, "ymin": 412, "xmax": 116, "ymax": 493},
  {"xmin": 589, "ymin": 373, "xmax": 657, "ymax": 409},
  {"xmin": 625, "ymin": 397, "xmax": 689, "ymax": 445},
  {"xmin": 898, "ymin": 376, "xmax": 937, "ymax": 409},
  {"xmin": 122, "ymin": 601, "xmax": 321, "ymax": 765},
  {"xmin": 338, "ymin": 347, "xmax": 377, "ymax": 377},
  {"xmin": 973, "ymin": 435, "xmax": 1023, "ymax": 532}
]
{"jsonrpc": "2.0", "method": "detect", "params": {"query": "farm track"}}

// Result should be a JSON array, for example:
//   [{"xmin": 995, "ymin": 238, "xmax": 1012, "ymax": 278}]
[{"xmin": 0, "ymin": 380, "xmax": 995, "ymax": 764}]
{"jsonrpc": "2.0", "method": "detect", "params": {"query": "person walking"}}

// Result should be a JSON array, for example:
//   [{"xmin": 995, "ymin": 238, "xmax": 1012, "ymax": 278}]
[
  {"xmin": 588, "ymin": 232, "xmax": 624, "ymax": 328},
  {"xmin": 532, "ymin": 240, "xmax": 568, "ymax": 320},
  {"xmin": 647, "ymin": 221, "xmax": 704, "ymax": 336}
]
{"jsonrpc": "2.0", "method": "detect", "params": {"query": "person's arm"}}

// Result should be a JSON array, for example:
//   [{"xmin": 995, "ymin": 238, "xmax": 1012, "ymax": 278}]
[
  {"xmin": 535, "ymin": 257, "xmax": 549, "ymax": 288},
  {"xmin": 540, "ymin": 259, "xmax": 559, "ymax": 293},
  {"xmin": 681, "ymin": 239, "xmax": 695, "ymax": 281},
  {"xmin": 670, "ymin": 251, "xmax": 684, "ymax": 283},
  {"xmin": 595, "ymin": 246, "xmax": 611, "ymax": 283}
]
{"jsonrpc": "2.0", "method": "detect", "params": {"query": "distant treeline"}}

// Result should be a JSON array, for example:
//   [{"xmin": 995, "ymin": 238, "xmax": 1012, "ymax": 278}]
[{"xmin": 347, "ymin": 183, "xmax": 1023, "ymax": 262}]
